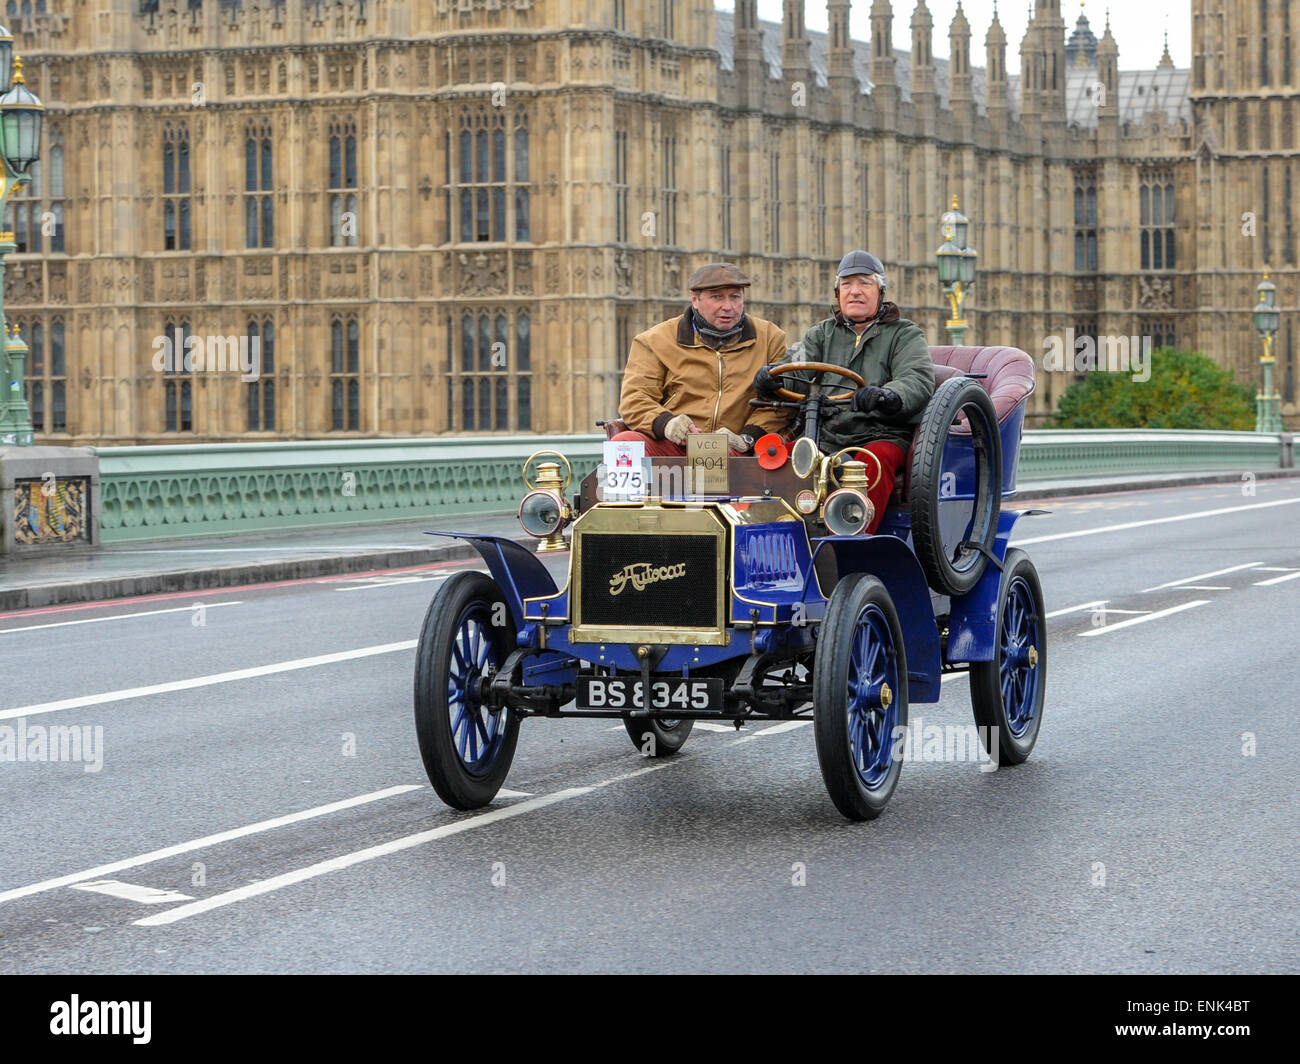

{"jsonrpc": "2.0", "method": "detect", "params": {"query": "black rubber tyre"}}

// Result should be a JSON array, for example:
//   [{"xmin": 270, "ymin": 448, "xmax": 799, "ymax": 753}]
[
  {"xmin": 414, "ymin": 571, "xmax": 521, "ymax": 809},
  {"xmin": 909, "ymin": 376, "xmax": 1002, "ymax": 596},
  {"xmin": 970, "ymin": 549, "xmax": 1046, "ymax": 766},
  {"xmin": 622, "ymin": 716, "xmax": 694, "ymax": 757},
  {"xmin": 813, "ymin": 573, "xmax": 909, "ymax": 821}
]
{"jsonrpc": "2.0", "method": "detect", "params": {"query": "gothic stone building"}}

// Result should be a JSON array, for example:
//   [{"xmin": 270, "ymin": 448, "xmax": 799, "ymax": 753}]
[{"xmin": 9, "ymin": 0, "xmax": 1297, "ymax": 443}]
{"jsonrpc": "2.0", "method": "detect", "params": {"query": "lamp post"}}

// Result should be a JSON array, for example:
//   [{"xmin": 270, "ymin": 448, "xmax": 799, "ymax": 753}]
[
  {"xmin": 1253, "ymin": 271, "xmax": 1282, "ymax": 433},
  {"xmin": 0, "ymin": 40, "xmax": 46, "ymax": 447},
  {"xmin": 935, "ymin": 195, "xmax": 978, "ymax": 346}
]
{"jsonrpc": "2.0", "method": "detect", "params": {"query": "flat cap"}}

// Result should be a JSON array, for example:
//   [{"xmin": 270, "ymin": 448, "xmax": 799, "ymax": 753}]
[
  {"xmin": 836, "ymin": 250, "xmax": 886, "ymax": 278},
  {"xmin": 688, "ymin": 262, "xmax": 753, "ymax": 291}
]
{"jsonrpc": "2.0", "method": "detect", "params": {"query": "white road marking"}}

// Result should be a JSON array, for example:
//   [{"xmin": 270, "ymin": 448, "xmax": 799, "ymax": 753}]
[
  {"xmin": 1078, "ymin": 600, "xmax": 1209, "ymax": 637},
  {"xmin": 495, "ymin": 789, "xmax": 534, "ymax": 798},
  {"xmin": 942, "ymin": 671, "xmax": 969, "ymax": 683},
  {"xmin": 752, "ymin": 720, "xmax": 811, "ymax": 736},
  {"xmin": 1254, "ymin": 570, "xmax": 1300, "ymax": 586},
  {"xmin": 334, "ymin": 575, "xmax": 451, "ymax": 592},
  {"xmin": 691, "ymin": 722, "xmax": 737, "ymax": 732},
  {"xmin": 135, "ymin": 788, "xmax": 594, "ymax": 927},
  {"xmin": 1046, "ymin": 602, "xmax": 1149, "ymax": 618},
  {"xmin": 1141, "ymin": 562, "xmax": 1261, "ymax": 593},
  {"xmin": 1173, "ymin": 585, "xmax": 1230, "ymax": 591},
  {"xmin": 108, "ymin": 546, "xmax": 428, "ymax": 554},
  {"xmin": 0, "ymin": 602, "xmax": 242, "ymax": 636},
  {"xmin": 0, "ymin": 640, "xmax": 417, "ymax": 721},
  {"xmin": 69, "ymin": 880, "xmax": 194, "ymax": 905},
  {"xmin": 1012, "ymin": 497, "xmax": 1300, "ymax": 546},
  {"xmin": 0, "ymin": 785, "xmax": 421, "ymax": 906},
  {"xmin": 1255, "ymin": 567, "xmax": 1300, "ymax": 572},
  {"xmin": 1045, "ymin": 600, "xmax": 1107, "ymax": 618}
]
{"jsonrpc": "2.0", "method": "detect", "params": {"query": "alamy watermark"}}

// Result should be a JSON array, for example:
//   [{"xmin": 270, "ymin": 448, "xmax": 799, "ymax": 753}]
[
  {"xmin": 890, "ymin": 717, "xmax": 999, "ymax": 772},
  {"xmin": 1042, "ymin": 329, "xmax": 1151, "ymax": 383},
  {"xmin": 151, "ymin": 333, "xmax": 262, "ymax": 382},
  {"xmin": 0, "ymin": 718, "xmax": 103, "ymax": 773}
]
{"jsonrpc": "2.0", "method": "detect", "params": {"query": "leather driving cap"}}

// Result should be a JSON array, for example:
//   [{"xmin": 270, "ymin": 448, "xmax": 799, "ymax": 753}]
[{"xmin": 688, "ymin": 262, "xmax": 753, "ymax": 291}]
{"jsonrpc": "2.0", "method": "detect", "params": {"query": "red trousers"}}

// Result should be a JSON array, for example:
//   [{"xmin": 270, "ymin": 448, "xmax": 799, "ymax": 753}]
[{"xmin": 850, "ymin": 441, "xmax": 907, "ymax": 534}]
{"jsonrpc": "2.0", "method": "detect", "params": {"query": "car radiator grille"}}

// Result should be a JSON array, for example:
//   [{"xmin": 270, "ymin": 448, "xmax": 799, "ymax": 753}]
[{"xmin": 578, "ymin": 533, "xmax": 719, "ymax": 630}]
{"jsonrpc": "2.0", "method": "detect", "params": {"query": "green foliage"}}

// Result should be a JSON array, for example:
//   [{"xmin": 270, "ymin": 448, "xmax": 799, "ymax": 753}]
[{"xmin": 1052, "ymin": 347, "xmax": 1257, "ymax": 430}]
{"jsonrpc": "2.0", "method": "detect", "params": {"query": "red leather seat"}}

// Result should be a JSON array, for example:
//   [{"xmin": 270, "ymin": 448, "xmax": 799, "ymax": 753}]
[{"xmin": 889, "ymin": 346, "xmax": 1037, "ymax": 504}]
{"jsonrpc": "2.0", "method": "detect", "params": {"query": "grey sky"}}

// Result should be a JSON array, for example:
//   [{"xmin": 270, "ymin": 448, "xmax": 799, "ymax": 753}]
[{"xmin": 738, "ymin": 1, "xmax": 1192, "ymax": 76}]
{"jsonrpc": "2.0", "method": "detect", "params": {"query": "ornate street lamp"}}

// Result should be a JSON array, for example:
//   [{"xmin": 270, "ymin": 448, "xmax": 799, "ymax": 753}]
[
  {"xmin": 1253, "ymin": 271, "xmax": 1282, "ymax": 433},
  {"xmin": 936, "ymin": 195, "xmax": 978, "ymax": 346},
  {"xmin": 0, "ymin": 49, "xmax": 44, "ymax": 446}
]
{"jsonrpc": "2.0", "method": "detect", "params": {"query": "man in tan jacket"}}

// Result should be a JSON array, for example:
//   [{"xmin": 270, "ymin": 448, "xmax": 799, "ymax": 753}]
[{"xmin": 614, "ymin": 263, "xmax": 793, "ymax": 456}]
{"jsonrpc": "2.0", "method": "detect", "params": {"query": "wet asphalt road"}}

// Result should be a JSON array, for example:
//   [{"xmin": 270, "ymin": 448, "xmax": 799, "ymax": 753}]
[{"xmin": 0, "ymin": 478, "xmax": 1297, "ymax": 973}]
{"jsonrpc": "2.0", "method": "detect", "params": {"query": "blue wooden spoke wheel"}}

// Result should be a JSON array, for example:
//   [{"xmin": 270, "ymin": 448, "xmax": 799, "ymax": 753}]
[
  {"xmin": 414, "ymin": 571, "xmax": 521, "ymax": 809},
  {"xmin": 813, "ymin": 574, "xmax": 909, "ymax": 821},
  {"xmin": 970, "ymin": 549, "xmax": 1046, "ymax": 766}
]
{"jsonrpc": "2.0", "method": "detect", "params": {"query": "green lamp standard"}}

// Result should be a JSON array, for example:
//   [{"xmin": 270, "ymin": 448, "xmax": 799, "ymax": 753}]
[
  {"xmin": 936, "ymin": 195, "xmax": 977, "ymax": 346},
  {"xmin": 0, "ymin": 44, "xmax": 46, "ymax": 447},
  {"xmin": 1253, "ymin": 271, "xmax": 1282, "ymax": 433}
]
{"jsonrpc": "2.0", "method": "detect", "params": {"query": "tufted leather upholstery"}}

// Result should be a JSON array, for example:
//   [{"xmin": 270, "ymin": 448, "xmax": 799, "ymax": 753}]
[
  {"xmin": 888, "ymin": 346, "xmax": 1037, "ymax": 503},
  {"xmin": 926, "ymin": 346, "xmax": 1037, "ymax": 431}
]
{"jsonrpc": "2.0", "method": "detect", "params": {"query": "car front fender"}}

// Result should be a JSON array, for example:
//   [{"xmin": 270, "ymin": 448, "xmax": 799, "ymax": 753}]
[{"xmin": 423, "ymin": 531, "xmax": 559, "ymax": 632}]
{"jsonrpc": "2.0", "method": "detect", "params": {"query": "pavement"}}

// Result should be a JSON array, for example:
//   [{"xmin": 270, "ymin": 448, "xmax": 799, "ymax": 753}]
[{"xmin": 2, "ymin": 468, "xmax": 1297, "ymax": 611}]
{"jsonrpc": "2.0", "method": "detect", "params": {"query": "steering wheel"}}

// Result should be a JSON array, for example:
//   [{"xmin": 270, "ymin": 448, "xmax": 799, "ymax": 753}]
[{"xmin": 763, "ymin": 361, "xmax": 867, "ymax": 403}]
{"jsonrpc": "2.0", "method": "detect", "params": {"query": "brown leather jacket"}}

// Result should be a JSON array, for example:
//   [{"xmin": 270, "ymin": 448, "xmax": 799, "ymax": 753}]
[{"xmin": 618, "ymin": 310, "xmax": 794, "ymax": 440}]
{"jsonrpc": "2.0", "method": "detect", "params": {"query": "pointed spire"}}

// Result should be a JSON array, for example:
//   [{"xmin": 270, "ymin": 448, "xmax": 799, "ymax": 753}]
[{"xmin": 1158, "ymin": 28, "xmax": 1173, "ymax": 69}]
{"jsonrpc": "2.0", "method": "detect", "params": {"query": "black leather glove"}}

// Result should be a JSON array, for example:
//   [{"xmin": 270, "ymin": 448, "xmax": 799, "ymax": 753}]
[
  {"xmin": 851, "ymin": 386, "xmax": 903, "ymax": 416},
  {"xmin": 754, "ymin": 365, "xmax": 782, "ymax": 401}
]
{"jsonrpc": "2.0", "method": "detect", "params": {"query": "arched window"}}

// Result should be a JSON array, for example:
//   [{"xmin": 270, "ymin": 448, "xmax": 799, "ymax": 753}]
[
  {"xmin": 163, "ymin": 320, "xmax": 193, "ymax": 433},
  {"xmin": 330, "ymin": 315, "xmax": 361, "ymax": 430},
  {"xmin": 328, "ymin": 117, "xmax": 358, "ymax": 246},
  {"xmin": 445, "ymin": 309, "xmax": 533, "ymax": 431},
  {"xmin": 245, "ymin": 121, "xmax": 273, "ymax": 247},
  {"xmin": 247, "ymin": 318, "xmax": 275, "ymax": 431},
  {"xmin": 446, "ymin": 108, "xmax": 532, "ymax": 244},
  {"xmin": 162, "ymin": 124, "xmax": 191, "ymax": 250}
]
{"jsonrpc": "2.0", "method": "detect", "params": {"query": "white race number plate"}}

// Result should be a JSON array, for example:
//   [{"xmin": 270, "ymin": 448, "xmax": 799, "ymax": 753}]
[{"xmin": 578, "ymin": 677, "xmax": 723, "ymax": 712}]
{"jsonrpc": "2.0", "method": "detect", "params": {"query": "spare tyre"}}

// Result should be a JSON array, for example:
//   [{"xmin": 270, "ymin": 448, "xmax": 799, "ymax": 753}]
[{"xmin": 908, "ymin": 376, "xmax": 1001, "ymax": 596}]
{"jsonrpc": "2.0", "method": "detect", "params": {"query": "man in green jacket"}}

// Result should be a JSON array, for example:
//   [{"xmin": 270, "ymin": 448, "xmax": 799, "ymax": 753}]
[{"xmin": 755, "ymin": 250, "xmax": 935, "ymax": 532}]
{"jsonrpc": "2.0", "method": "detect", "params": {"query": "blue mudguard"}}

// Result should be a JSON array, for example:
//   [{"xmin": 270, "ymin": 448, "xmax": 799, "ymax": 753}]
[
  {"xmin": 946, "ymin": 508, "xmax": 1041, "ymax": 662},
  {"xmin": 808, "ymin": 534, "xmax": 943, "ymax": 703},
  {"xmin": 423, "ymin": 531, "xmax": 558, "ymax": 631}
]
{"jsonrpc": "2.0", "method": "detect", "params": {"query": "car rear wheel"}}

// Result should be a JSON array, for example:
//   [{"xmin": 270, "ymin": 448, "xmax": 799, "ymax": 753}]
[
  {"xmin": 813, "ymin": 573, "xmax": 908, "ymax": 820},
  {"xmin": 622, "ymin": 716, "xmax": 694, "ymax": 757},
  {"xmin": 970, "ymin": 549, "xmax": 1046, "ymax": 766},
  {"xmin": 414, "ymin": 571, "xmax": 521, "ymax": 809}
]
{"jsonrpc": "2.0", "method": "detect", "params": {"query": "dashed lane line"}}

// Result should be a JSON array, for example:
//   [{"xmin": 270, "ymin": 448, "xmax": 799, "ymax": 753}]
[
  {"xmin": 135, "ymin": 788, "xmax": 597, "ymax": 927},
  {"xmin": 1012, "ymin": 497, "xmax": 1300, "ymax": 546},
  {"xmin": 0, "ymin": 640, "xmax": 418, "ymax": 721},
  {"xmin": 1077, "ymin": 600, "xmax": 1209, "ymax": 637},
  {"xmin": 0, "ymin": 601, "xmax": 242, "ymax": 636},
  {"xmin": 1254, "ymin": 570, "xmax": 1300, "ymax": 586},
  {"xmin": 0, "ymin": 785, "xmax": 422, "ymax": 906},
  {"xmin": 1141, "ymin": 562, "xmax": 1262, "ymax": 593}
]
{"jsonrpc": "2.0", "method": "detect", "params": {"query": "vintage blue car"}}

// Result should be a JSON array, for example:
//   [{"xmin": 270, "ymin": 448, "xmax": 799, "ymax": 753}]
[{"xmin": 414, "ymin": 345, "xmax": 1046, "ymax": 820}]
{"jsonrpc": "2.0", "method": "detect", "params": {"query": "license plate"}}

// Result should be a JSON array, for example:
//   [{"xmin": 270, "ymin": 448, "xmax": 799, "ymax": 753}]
[{"xmin": 578, "ymin": 676, "xmax": 723, "ymax": 713}]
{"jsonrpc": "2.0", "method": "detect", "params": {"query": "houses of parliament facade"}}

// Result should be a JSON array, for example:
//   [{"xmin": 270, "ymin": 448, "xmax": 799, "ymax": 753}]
[{"xmin": 9, "ymin": 0, "xmax": 1297, "ymax": 443}]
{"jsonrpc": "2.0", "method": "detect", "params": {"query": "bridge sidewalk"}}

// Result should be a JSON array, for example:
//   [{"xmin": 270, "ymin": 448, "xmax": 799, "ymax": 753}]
[{"xmin": 2, "ymin": 469, "xmax": 1296, "ymax": 611}]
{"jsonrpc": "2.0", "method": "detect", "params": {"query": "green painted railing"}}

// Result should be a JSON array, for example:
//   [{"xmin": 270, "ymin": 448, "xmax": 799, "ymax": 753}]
[
  {"xmin": 93, "ymin": 430, "xmax": 1292, "ymax": 544},
  {"xmin": 95, "ymin": 437, "xmax": 605, "ymax": 543},
  {"xmin": 1018, "ymin": 429, "xmax": 1286, "ymax": 480}
]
